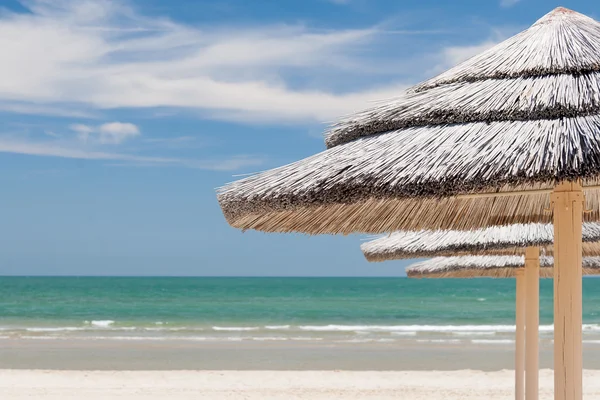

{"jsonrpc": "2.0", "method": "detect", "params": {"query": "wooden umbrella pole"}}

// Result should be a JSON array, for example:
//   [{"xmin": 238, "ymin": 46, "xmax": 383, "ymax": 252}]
[
  {"xmin": 552, "ymin": 182, "xmax": 584, "ymax": 400},
  {"xmin": 516, "ymin": 268, "xmax": 526, "ymax": 400},
  {"xmin": 525, "ymin": 247, "xmax": 540, "ymax": 400}
]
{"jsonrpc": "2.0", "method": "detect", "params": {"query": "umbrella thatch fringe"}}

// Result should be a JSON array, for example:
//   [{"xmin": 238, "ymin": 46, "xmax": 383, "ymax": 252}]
[
  {"xmin": 361, "ymin": 223, "xmax": 600, "ymax": 261},
  {"xmin": 217, "ymin": 7, "xmax": 600, "ymax": 235},
  {"xmin": 406, "ymin": 256, "xmax": 600, "ymax": 278},
  {"xmin": 326, "ymin": 73, "xmax": 600, "ymax": 148},
  {"xmin": 220, "ymin": 184, "xmax": 600, "ymax": 234}
]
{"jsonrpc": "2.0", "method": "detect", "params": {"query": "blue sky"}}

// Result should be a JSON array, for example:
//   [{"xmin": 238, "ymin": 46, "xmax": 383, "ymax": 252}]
[{"xmin": 0, "ymin": 0, "xmax": 596, "ymax": 276}]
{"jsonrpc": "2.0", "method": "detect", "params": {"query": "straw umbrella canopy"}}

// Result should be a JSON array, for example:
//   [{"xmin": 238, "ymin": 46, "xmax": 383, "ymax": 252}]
[
  {"xmin": 218, "ymin": 7, "xmax": 599, "ymax": 400},
  {"xmin": 405, "ymin": 255, "xmax": 600, "ymax": 278},
  {"xmin": 218, "ymin": 8, "xmax": 600, "ymax": 235},
  {"xmin": 361, "ymin": 223, "xmax": 600, "ymax": 262}
]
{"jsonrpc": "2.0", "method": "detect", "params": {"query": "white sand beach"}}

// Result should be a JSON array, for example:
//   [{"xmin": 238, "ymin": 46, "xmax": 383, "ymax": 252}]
[{"xmin": 1, "ymin": 369, "xmax": 600, "ymax": 400}]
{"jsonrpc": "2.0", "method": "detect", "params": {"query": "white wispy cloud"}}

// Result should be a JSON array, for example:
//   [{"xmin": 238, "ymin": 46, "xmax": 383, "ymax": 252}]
[
  {"xmin": 0, "ymin": 0, "xmax": 430, "ymax": 123},
  {"xmin": 71, "ymin": 122, "xmax": 140, "ymax": 144},
  {"xmin": 0, "ymin": 101, "xmax": 96, "ymax": 118},
  {"xmin": 0, "ymin": 136, "xmax": 263, "ymax": 171},
  {"xmin": 500, "ymin": 0, "xmax": 521, "ymax": 8}
]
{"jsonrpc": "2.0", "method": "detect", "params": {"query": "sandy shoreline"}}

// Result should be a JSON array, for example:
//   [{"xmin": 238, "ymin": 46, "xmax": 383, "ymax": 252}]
[{"xmin": 1, "ymin": 369, "xmax": 600, "ymax": 400}]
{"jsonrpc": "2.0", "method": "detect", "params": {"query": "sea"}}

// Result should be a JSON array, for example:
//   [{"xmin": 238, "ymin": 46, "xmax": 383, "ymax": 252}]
[{"xmin": 2, "ymin": 276, "xmax": 600, "ymax": 370}]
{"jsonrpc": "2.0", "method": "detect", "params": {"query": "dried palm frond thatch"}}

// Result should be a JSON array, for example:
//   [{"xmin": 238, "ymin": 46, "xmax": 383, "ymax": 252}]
[
  {"xmin": 326, "ymin": 10, "xmax": 600, "ymax": 147},
  {"xmin": 362, "ymin": 223, "xmax": 600, "ymax": 262},
  {"xmin": 217, "ymin": 7, "xmax": 600, "ymax": 234},
  {"xmin": 406, "ymin": 256, "xmax": 600, "ymax": 278}
]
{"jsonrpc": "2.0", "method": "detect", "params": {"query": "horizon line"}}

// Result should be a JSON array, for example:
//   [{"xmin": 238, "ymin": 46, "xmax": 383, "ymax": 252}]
[{"xmin": 0, "ymin": 275, "xmax": 408, "ymax": 278}]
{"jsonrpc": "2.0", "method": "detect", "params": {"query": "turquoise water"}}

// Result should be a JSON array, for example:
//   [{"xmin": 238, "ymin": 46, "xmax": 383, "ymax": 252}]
[{"xmin": 1, "ymin": 277, "xmax": 600, "ymax": 343}]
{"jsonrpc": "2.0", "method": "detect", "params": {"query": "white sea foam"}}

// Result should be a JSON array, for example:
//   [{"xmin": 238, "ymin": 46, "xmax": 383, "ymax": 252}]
[
  {"xmin": 19, "ymin": 335, "xmax": 217, "ymax": 342},
  {"xmin": 338, "ymin": 338, "xmax": 396, "ymax": 343},
  {"xmin": 26, "ymin": 327, "xmax": 84, "ymax": 332},
  {"xmin": 452, "ymin": 331, "xmax": 496, "ymax": 336},
  {"xmin": 416, "ymin": 339, "xmax": 461, "ymax": 344},
  {"xmin": 86, "ymin": 320, "xmax": 115, "ymax": 328},
  {"xmin": 251, "ymin": 337, "xmax": 288, "ymax": 341},
  {"xmin": 289, "ymin": 337, "xmax": 323, "ymax": 341},
  {"xmin": 86, "ymin": 336, "xmax": 213, "ymax": 342},
  {"xmin": 144, "ymin": 327, "xmax": 192, "ymax": 332},
  {"xmin": 296, "ymin": 324, "xmax": 591, "ymax": 333},
  {"xmin": 25, "ymin": 325, "xmax": 139, "ymax": 332},
  {"xmin": 390, "ymin": 332, "xmax": 417, "ymax": 336},
  {"xmin": 471, "ymin": 339, "xmax": 515, "ymax": 344},
  {"xmin": 298, "ymin": 324, "xmax": 516, "ymax": 332},
  {"xmin": 12, "ymin": 323, "xmax": 600, "ymax": 340},
  {"xmin": 212, "ymin": 326, "xmax": 260, "ymax": 331},
  {"xmin": 20, "ymin": 336, "xmax": 71, "ymax": 340},
  {"xmin": 583, "ymin": 324, "xmax": 600, "ymax": 331}
]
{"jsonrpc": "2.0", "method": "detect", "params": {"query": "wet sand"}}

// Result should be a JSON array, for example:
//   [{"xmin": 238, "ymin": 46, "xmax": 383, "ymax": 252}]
[
  {"xmin": 4, "ymin": 338, "xmax": 600, "ymax": 371},
  {"xmin": 0, "ymin": 337, "xmax": 562, "ymax": 370}
]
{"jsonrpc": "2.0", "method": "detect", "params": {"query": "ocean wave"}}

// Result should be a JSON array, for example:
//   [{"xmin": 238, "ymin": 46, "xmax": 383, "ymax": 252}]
[
  {"xmin": 471, "ymin": 339, "xmax": 515, "ymax": 344},
  {"xmin": 296, "ymin": 324, "xmax": 600, "ymax": 333},
  {"xmin": 85, "ymin": 320, "xmax": 115, "ymax": 328},
  {"xmin": 583, "ymin": 324, "xmax": 600, "ymax": 331},
  {"xmin": 26, "ymin": 326, "xmax": 135, "ymax": 332},
  {"xmin": 26, "ymin": 327, "xmax": 85, "ymax": 332},
  {"xmin": 337, "ymin": 338, "xmax": 396, "ymax": 343},
  {"xmin": 416, "ymin": 339, "xmax": 462, "ymax": 344},
  {"xmin": 8, "ymin": 323, "xmax": 600, "ymax": 336},
  {"xmin": 452, "ymin": 331, "xmax": 496, "ymax": 336},
  {"xmin": 14, "ymin": 335, "xmax": 273, "ymax": 342},
  {"xmin": 298, "ymin": 324, "xmax": 517, "ymax": 333},
  {"xmin": 19, "ymin": 335, "xmax": 210, "ymax": 341},
  {"xmin": 143, "ymin": 327, "xmax": 194, "ymax": 332},
  {"xmin": 212, "ymin": 326, "xmax": 260, "ymax": 331},
  {"xmin": 289, "ymin": 337, "xmax": 323, "ymax": 341}
]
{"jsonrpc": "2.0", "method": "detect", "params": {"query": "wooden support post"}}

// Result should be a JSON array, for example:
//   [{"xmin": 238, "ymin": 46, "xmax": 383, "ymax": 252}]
[
  {"xmin": 525, "ymin": 247, "xmax": 540, "ymax": 400},
  {"xmin": 516, "ymin": 268, "xmax": 526, "ymax": 400},
  {"xmin": 552, "ymin": 182, "xmax": 584, "ymax": 400}
]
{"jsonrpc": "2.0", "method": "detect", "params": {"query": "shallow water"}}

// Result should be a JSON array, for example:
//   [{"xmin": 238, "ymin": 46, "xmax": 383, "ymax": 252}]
[{"xmin": 1, "ymin": 276, "xmax": 600, "ymax": 344}]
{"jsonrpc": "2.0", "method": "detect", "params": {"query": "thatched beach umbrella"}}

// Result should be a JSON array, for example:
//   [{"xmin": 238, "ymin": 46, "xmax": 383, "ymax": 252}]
[
  {"xmin": 361, "ymin": 223, "xmax": 600, "ymax": 400},
  {"xmin": 405, "ymin": 256, "xmax": 600, "ymax": 278},
  {"xmin": 405, "ymin": 255, "xmax": 600, "ymax": 400},
  {"xmin": 361, "ymin": 223, "xmax": 600, "ymax": 261},
  {"xmin": 218, "ymin": 8, "xmax": 600, "ymax": 399}
]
